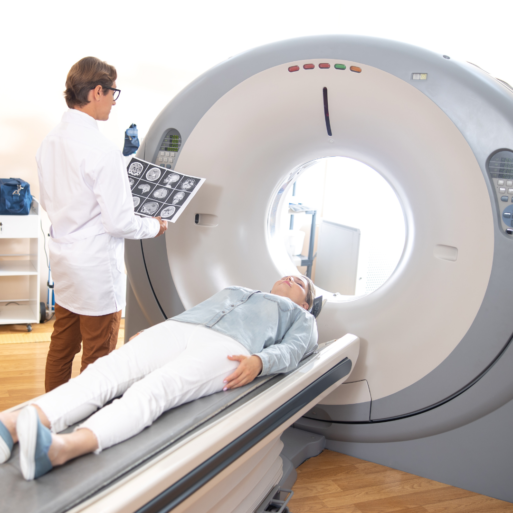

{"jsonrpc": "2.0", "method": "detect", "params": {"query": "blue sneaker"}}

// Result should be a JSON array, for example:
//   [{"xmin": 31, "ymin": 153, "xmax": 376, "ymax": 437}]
[
  {"xmin": 17, "ymin": 406, "xmax": 53, "ymax": 480},
  {"xmin": 0, "ymin": 419, "xmax": 13, "ymax": 463}
]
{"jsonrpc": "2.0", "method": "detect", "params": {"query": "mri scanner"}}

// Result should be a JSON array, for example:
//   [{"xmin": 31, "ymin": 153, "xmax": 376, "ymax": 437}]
[{"xmin": 3, "ymin": 34, "xmax": 513, "ymax": 512}]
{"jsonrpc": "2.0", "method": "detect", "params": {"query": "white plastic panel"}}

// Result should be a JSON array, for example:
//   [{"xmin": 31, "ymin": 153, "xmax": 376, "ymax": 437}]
[
  {"xmin": 320, "ymin": 380, "xmax": 371, "ymax": 406},
  {"xmin": 0, "ymin": 214, "xmax": 38, "ymax": 238}
]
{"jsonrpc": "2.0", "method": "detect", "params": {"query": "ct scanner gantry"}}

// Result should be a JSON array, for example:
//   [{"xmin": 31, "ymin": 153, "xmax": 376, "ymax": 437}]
[{"xmin": 126, "ymin": 34, "xmax": 513, "ymax": 504}]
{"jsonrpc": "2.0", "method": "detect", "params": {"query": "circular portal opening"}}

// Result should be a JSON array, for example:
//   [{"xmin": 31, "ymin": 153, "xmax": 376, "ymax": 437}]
[{"xmin": 269, "ymin": 157, "xmax": 407, "ymax": 298}]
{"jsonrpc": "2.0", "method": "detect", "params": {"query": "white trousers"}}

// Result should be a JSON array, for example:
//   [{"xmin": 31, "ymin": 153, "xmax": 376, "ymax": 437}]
[{"xmin": 34, "ymin": 321, "xmax": 250, "ymax": 452}]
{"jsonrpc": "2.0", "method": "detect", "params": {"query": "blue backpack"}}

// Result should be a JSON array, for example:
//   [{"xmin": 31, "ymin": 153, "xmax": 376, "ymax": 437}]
[{"xmin": 0, "ymin": 178, "xmax": 33, "ymax": 215}]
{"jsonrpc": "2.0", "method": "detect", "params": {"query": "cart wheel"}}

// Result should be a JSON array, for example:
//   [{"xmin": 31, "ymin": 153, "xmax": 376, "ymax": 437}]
[
  {"xmin": 27, "ymin": 324, "xmax": 32, "ymax": 332},
  {"xmin": 40, "ymin": 302, "xmax": 46, "ymax": 323}
]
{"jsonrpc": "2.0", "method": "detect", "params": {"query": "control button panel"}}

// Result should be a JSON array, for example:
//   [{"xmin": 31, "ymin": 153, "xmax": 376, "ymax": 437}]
[
  {"xmin": 486, "ymin": 149, "xmax": 513, "ymax": 237},
  {"xmin": 503, "ymin": 205, "xmax": 513, "ymax": 227},
  {"xmin": 154, "ymin": 130, "xmax": 182, "ymax": 169}
]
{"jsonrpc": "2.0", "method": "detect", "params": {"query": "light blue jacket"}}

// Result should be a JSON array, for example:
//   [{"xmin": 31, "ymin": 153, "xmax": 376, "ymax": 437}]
[{"xmin": 171, "ymin": 286, "xmax": 318, "ymax": 376}]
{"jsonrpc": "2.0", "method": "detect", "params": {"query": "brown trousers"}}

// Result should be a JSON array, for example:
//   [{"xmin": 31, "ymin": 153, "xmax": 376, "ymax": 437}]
[{"xmin": 45, "ymin": 304, "xmax": 122, "ymax": 392}]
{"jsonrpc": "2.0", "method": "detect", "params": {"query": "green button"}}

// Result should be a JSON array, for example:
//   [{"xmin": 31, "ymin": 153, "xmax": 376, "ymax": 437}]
[{"xmin": 335, "ymin": 64, "xmax": 346, "ymax": 70}]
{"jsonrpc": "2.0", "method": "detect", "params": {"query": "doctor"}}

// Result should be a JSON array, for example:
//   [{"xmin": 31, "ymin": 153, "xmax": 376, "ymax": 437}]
[{"xmin": 37, "ymin": 57, "xmax": 167, "ymax": 392}]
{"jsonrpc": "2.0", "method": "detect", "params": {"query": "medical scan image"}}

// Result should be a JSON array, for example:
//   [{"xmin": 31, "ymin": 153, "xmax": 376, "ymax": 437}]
[
  {"xmin": 140, "ymin": 201, "xmax": 159, "ymax": 215},
  {"xmin": 146, "ymin": 167, "xmax": 162, "ymax": 182},
  {"xmin": 160, "ymin": 206, "xmax": 176, "ymax": 218},
  {"xmin": 128, "ymin": 162, "xmax": 144, "ymax": 177},
  {"xmin": 180, "ymin": 178, "xmax": 196, "ymax": 190},
  {"xmin": 137, "ymin": 183, "xmax": 151, "ymax": 194},
  {"xmin": 162, "ymin": 173, "xmax": 181, "ymax": 187},
  {"xmin": 129, "ymin": 177, "xmax": 135, "ymax": 187},
  {"xmin": 171, "ymin": 191, "xmax": 186, "ymax": 205},
  {"xmin": 153, "ymin": 188, "xmax": 168, "ymax": 199},
  {"xmin": 132, "ymin": 196, "xmax": 140, "ymax": 208}
]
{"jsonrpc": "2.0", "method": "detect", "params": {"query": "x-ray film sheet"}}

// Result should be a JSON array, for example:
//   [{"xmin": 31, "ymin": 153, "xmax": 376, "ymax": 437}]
[{"xmin": 127, "ymin": 157, "xmax": 205, "ymax": 223}]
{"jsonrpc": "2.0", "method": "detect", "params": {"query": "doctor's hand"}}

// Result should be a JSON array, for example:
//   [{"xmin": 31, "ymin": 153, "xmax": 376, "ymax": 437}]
[
  {"xmin": 154, "ymin": 216, "xmax": 168, "ymax": 237},
  {"xmin": 223, "ymin": 355, "xmax": 263, "ymax": 390}
]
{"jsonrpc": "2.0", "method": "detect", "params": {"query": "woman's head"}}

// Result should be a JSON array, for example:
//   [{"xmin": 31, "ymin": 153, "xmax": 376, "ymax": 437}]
[{"xmin": 271, "ymin": 275, "xmax": 315, "ymax": 310}]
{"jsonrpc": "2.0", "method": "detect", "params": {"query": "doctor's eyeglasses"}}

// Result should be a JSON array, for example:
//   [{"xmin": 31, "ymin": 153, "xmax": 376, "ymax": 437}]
[{"xmin": 103, "ymin": 87, "xmax": 121, "ymax": 100}]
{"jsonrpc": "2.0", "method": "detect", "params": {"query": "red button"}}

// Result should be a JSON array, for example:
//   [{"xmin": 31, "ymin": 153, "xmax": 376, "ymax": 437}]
[
  {"xmin": 319, "ymin": 63, "xmax": 330, "ymax": 69},
  {"xmin": 350, "ymin": 66, "xmax": 362, "ymax": 73},
  {"xmin": 288, "ymin": 66, "xmax": 300, "ymax": 72},
  {"xmin": 303, "ymin": 64, "xmax": 315, "ymax": 70}
]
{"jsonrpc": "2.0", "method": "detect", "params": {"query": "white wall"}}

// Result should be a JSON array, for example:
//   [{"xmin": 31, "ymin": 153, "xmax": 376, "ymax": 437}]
[{"xmin": 0, "ymin": 0, "xmax": 511, "ymax": 303}]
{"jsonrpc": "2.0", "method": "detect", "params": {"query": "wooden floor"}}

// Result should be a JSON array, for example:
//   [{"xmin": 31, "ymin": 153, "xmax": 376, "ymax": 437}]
[
  {"xmin": 0, "ymin": 318, "xmax": 125, "ymax": 410},
  {"xmin": 289, "ymin": 450, "xmax": 513, "ymax": 512},
  {"xmin": 1, "ymin": 321, "xmax": 512, "ymax": 512}
]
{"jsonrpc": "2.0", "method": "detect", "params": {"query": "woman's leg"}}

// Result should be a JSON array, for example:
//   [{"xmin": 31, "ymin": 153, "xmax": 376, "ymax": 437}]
[
  {"xmin": 33, "ymin": 321, "xmax": 190, "ymax": 433},
  {"xmin": 73, "ymin": 325, "xmax": 250, "ymax": 454},
  {"xmin": 0, "ymin": 321, "xmax": 189, "ymax": 447},
  {"xmin": 0, "ymin": 405, "xmax": 50, "ymax": 445}
]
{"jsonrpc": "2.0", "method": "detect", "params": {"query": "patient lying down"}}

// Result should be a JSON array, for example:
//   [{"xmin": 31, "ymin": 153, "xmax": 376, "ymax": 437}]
[{"xmin": 0, "ymin": 276, "xmax": 317, "ymax": 480}]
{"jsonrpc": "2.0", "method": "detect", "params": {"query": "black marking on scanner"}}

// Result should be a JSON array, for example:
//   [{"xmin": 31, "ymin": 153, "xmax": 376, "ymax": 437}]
[{"xmin": 323, "ymin": 87, "xmax": 332, "ymax": 136}]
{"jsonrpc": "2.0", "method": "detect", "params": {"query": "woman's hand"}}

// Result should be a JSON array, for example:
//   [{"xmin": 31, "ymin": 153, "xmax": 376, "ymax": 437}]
[{"xmin": 223, "ymin": 355, "xmax": 263, "ymax": 390}]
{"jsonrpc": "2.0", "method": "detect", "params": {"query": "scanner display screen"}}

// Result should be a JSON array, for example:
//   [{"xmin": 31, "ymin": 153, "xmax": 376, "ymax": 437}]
[{"xmin": 488, "ymin": 150, "xmax": 513, "ymax": 179}]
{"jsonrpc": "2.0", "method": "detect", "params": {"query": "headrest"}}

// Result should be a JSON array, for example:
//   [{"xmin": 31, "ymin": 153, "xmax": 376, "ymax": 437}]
[{"xmin": 310, "ymin": 295, "xmax": 326, "ymax": 319}]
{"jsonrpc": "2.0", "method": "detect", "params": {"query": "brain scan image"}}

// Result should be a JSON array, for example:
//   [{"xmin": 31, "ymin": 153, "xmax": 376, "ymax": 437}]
[
  {"xmin": 137, "ymin": 183, "xmax": 151, "ymax": 194},
  {"xmin": 180, "ymin": 178, "xmax": 195, "ymax": 190},
  {"xmin": 129, "ymin": 177, "xmax": 135, "ymax": 187},
  {"xmin": 163, "ymin": 173, "xmax": 180, "ymax": 187},
  {"xmin": 128, "ymin": 162, "xmax": 144, "ymax": 176},
  {"xmin": 171, "ymin": 191, "xmax": 185, "ymax": 205},
  {"xmin": 153, "ymin": 188, "xmax": 168, "ymax": 199},
  {"xmin": 133, "ymin": 196, "xmax": 140, "ymax": 208},
  {"xmin": 141, "ymin": 201, "xmax": 159, "ymax": 215},
  {"xmin": 146, "ymin": 167, "xmax": 161, "ymax": 182},
  {"xmin": 161, "ymin": 206, "xmax": 176, "ymax": 218}
]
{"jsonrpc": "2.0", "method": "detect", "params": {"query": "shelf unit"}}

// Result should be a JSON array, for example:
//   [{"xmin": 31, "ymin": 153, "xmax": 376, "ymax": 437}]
[
  {"xmin": 0, "ymin": 198, "xmax": 41, "ymax": 331},
  {"xmin": 289, "ymin": 204, "xmax": 317, "ymax": 278}
]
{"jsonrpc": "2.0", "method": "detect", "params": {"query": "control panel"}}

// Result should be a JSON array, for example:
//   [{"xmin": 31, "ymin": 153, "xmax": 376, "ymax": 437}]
[
  {"xmin": 154, "ymin": 129, "xmax": 182, "ymax": 169},
  {"xmin": 486, "ymin": 149, "xmax": 513, "ymax": 237}
]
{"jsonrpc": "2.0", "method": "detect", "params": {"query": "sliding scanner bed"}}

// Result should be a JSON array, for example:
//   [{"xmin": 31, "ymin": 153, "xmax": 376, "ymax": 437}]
[{"xmin": 0, "ymin": 334, "xmax": 359, "ymax": 513}]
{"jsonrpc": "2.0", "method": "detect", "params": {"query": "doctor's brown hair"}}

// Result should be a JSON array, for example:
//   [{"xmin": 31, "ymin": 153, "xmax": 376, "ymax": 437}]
[{"xmin": 64, "ymin": 57, "xmax": 117, "ymax": 108}]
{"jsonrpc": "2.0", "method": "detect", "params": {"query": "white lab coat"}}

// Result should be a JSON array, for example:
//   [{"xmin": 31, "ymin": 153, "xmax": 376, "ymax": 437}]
[{"xmin": 37, "ymin": 109, "xmax": 159, "ymax": 316}]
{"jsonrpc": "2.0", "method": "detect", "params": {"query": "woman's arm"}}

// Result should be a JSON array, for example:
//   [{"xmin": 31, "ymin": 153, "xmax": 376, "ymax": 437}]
[
  {"xmin": 223, "ymin": 355, "xmax": 263, "ymax": 390},
  {"xmin": 254, "ymin": 313, "xmax": 318, "ymax": 376},
  {"xmin": 224, "ymin": 313, "xmax": 318, "ymax": 389}
]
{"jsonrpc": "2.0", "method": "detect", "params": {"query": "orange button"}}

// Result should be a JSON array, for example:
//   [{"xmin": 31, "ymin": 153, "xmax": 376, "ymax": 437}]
[
  {"xmin": 288, "ymin": 66, "xmax": 300, "ymax": 72},
  {"xmin": 350, "ymin": 66, "xmax": 362, "ymax": 73},
  {"xmin": 319, "ymin": 63, "xmax": 330, "ymax": 69},
  {"xmin": 303, "ymin": 64, "xmax": 315, "ymax": 70}
]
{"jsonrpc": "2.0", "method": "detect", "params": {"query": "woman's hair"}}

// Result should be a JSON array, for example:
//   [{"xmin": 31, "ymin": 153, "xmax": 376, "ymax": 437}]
[
  {"xmin": 300, "ymin": 274, "xmax": 316, "ymax": 310},
  {"xmin": 64, "ymin": 57, "xmax": 117, "ymax": 108}
]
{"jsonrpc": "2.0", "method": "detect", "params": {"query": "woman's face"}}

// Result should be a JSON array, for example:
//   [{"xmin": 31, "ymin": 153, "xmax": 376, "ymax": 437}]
[{"xmin": 270, "ymin": 276, "xmax": 309, "ymax": 309}]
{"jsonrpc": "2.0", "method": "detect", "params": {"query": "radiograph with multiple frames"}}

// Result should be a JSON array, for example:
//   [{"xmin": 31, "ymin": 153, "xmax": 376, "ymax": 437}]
[{"xmin": 127, "ymin": 157, "xmax": 203, "ymax": 222}]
